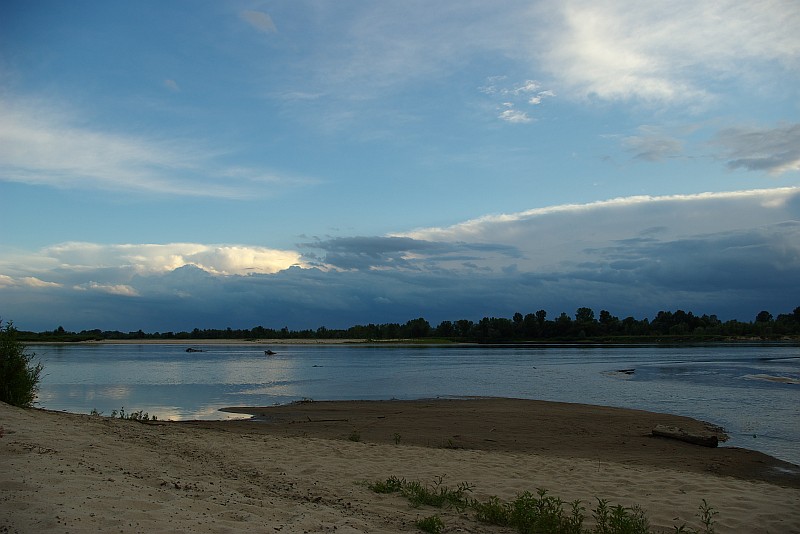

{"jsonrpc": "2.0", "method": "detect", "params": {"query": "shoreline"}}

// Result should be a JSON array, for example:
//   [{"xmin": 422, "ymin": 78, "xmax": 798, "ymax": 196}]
[
  {"xmin": 207, "ymin": 397, "xmax": 799, "ymax": 488},
  {"xmin": 2, "ymin": 398, "xmax": 799, "ymax": 533},
  {"xmin": 25, "ymin": 337, "xmax": 800, "ymax": 346},
  {"xmin": 30, "ymin": 338, "xmax": 384, "ymax": 345}
]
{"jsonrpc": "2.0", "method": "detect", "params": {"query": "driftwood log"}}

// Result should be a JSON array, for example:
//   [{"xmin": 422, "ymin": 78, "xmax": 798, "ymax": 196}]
[{"xmin": 651, "ymin": 424, "xmax": 719, "ymax": 447}]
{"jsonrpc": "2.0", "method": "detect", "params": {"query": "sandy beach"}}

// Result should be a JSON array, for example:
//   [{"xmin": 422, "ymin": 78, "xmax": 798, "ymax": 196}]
[{"xmin": 2, "ymin": 398, "xmax": 799, "ymax": 533}]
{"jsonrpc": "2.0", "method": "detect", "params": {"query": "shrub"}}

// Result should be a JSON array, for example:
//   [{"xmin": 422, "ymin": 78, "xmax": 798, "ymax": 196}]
[
  {"xmin": 0, "ymin": 321, "xmax": 43, "ymax": 407},
  {"xmin": 415, "ymin": 514, "xmax": 444, "ymax": 534}
]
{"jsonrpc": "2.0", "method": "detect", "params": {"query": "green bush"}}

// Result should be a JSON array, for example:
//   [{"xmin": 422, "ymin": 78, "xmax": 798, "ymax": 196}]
[{"xmin": 0, "ymin": 321, "xmax": 43, "ymax": 407}]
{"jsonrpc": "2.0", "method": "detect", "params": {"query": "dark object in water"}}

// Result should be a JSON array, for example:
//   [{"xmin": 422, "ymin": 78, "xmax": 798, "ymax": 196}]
[
  {"xmin": 617, "ymin": 368, "xmax": 635, "ymax": 375},
  {"xmin": 264, "ymin": 349, "xmax": 276, "ymax": 356},
  {"xmin": 186, "ymin": 347, "xmax": 205, "ymax": 353},
  {"xmin": 651, "ymin": 424, "xmax": 719, "ymax": 447}
]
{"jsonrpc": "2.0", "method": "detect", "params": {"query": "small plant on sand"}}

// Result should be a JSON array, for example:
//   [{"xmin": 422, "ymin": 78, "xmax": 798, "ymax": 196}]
[
  {"xmin": 369, "ymin": 476, "xmax": 717, "ymax": 534},
  {"xmin": 0, "ymin": 321, "xmax": 43, "ymax": 408},
  {"xmin": 348, "ymin": 429, "xmax": 361, "ymax": 442},
  {"xmin": 593, "ymin": 498, "xmax": 649, "ymax": 534},
  {"xmin": 110, "ymin": 406, "xmax": 157, "ymax": 422},
  {"xmin": 493, "ymin": 488, "xmax": 585, "ymax": 534},
  {"xmin": 673, "ymin": 500, "xmax": 717, "ymax": 534},
  {"xmin": 393, "ymin": 432, "xmax": 402, "ymax": 445},
  {"xmin": 369, "ymin": 475, "xmax": 473, "ymax": 511},
  {"xmin": 368, "ymin": 475, "xmax": 406, "ymax": 494},
  {"xmin": 415, "ymin": 514, "xmax": 445, "ymax": 534}
]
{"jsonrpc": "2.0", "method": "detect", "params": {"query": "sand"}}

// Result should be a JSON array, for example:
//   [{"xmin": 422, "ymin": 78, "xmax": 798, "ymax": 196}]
[{"xmin": 2, "ymin": 398, "xmax": 799, "ymax": 533}]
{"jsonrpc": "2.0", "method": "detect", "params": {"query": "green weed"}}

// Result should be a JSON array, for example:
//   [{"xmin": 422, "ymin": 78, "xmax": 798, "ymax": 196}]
[
  {"xmin": 109, "ymin": 407, "xmax": 157, "ymax": 422},
  {"xmin": 368, "ymin": 475, "xmax": 473, "ymax": 511},
  {"xmin": 415, "ymin": 514, "xmax": 444, "ymax": 534},
  {"xmin": 369, "ymin": 476, "xmax": 717, "ymax": 534},
  {"xmin": 673, "ymin": 499, "xmax": 718, "ymax": 534}
]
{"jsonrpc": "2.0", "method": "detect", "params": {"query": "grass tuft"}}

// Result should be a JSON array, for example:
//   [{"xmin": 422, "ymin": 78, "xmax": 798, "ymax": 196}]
[{"xmin": 368, "ymin": 476, "xmax": 718, "ymax": 534}]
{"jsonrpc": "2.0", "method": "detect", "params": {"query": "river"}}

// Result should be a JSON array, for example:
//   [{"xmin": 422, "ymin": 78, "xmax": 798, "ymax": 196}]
[{"xmin": 30, "ymin": 342, "xmax": 800, "ymax": 465}]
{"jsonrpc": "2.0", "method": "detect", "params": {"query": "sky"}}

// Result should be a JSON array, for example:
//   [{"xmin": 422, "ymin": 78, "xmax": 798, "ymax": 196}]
[{"xmin": 1, "ymin": 1, "xmax": 799, "ymax": 332}]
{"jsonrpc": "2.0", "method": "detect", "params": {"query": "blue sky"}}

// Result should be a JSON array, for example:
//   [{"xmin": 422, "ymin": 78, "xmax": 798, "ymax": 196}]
[{"xmin": 1, "ymin": 1, "xmax": 799, "ymax": 332}]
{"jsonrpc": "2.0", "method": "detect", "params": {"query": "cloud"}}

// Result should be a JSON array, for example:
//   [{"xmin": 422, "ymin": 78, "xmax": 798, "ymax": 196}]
[
  {"xmin": 300, "ymin": 236, "xmax": 521, "ymax": 271},
  {"xmin": 480, "ymin": 77, "xmax": 555, "ymax": 123},
  {"xmin": 623, "ymin": 127, "xmax": 684, "ymax": 161},
  {"xmin": 19, "ymin": 277, "xmax": 61, "ymax": 288},
  {"xmin": 498, "ymin": 106, "xmax": 532, "ymax": 124},
  {"xmin": 0, "ymin": 275, "xmax": 61, "ymax": 289},
  {"xmin": 40, "ymin": 242, "xmax": 304, "ymax": 277},
  {"xmin": 0, "ymin": 96, "xmax": 309, "ymax": 197},
  {"xmin": 163, "ymin": 79, "xmax": 180, "ymax": 92},
  {"xmin": 535, "ymin": 0, "xmax": 800, "ymax": 104},
  {"xmin": 714, "ymin": 123, "xmax": 800, "ymax": 175},
  {"xmin": 397, "ymin": 187, "xmax": 800, "ymax": 273},
  {"xmin": 240, "ymin": 10, "xmax": 277, "ymax": 33},
  {"xmin": 75, "ymin": 282, "xmax": 140, "ymax": 297},
  {"xmin": 3, "ymin": 188, "xmax": 799, "ymax": 331},
  {"xmin": 295, "ymin": 1, "xmax": 797, "ymax": 108}
]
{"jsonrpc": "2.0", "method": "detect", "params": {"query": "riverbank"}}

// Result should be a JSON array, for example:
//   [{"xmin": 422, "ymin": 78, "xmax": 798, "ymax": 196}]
[
  {"xmin": 21, "ymin": 336, "xmax": 800, "ymax": 345},
  {"xmin": 32, "ymin": 338, "xmax": 383, "ymax": 345},
  {"xmin": 2, "ymin": 399, "xmax": 798, "ymax": 533}
]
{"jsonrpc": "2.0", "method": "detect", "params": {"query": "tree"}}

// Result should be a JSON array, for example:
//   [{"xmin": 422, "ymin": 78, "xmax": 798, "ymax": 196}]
[
  {"xmin": 435, "ymin": 320, "xmax": 454, "ymax": 337},
  {"xmin": 575, "ymin": 307, "xmax": 596, "ymax": 323},
  {"xmin": 1, "ymin": 321, "xmax": 43, "ymax": 408},
  {"xmin": 755, "ymin": 311, "xmax": 773, "ymax": 323},
  {"xmin": 403, "ymin": 317, "xmax": 431, "ymax": 338}
]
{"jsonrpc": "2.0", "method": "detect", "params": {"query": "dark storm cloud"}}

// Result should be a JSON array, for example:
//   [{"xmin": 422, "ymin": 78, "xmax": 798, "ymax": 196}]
[{"xmin": 299, "ymin": 236, "xmax": 522, "ymax": 270}]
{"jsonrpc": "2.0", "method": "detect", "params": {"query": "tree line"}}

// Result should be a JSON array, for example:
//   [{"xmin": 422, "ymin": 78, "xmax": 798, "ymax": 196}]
[{"xmin": 17, "ymin": 306, "xmax": 800, "ymax": 343}]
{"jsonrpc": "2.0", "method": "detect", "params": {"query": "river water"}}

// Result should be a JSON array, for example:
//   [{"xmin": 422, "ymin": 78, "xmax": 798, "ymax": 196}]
[{"xmin": 30, "ymin": 342, "xmax": 800, "ymax": 465}]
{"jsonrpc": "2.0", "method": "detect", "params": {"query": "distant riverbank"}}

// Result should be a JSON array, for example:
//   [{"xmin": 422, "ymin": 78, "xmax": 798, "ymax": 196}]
[{"xmin": 25, "ymin": 336, "xmax": 800, "ymax": 346}]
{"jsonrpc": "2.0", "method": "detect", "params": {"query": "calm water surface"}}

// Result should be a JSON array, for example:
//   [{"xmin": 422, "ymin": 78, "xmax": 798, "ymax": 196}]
[{"xmin": 31, "ymin": 343, "xmax": 800, "ymax": 465}]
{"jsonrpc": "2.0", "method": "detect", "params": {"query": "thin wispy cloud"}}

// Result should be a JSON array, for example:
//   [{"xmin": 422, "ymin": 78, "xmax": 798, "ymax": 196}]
[
  {"xmin": 0, "ymin": 97, "xmax": 310, "ymax": 198},
  {"xmin": 623, "ymin": 127, "xmax": 684, "ymax": 162},
  {"xmin": 163, "ymin": 79, "xmax": 180, "ymax": 92},
  {"xmin": 240, "ymin": 10, "xmax": 277, "ymax": 34}
]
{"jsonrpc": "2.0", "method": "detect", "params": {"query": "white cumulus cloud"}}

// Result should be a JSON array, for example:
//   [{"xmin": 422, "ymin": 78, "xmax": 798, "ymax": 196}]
[{"xmin": 42, "ymin": 242, "xmax": 304, "ymax": 277}]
